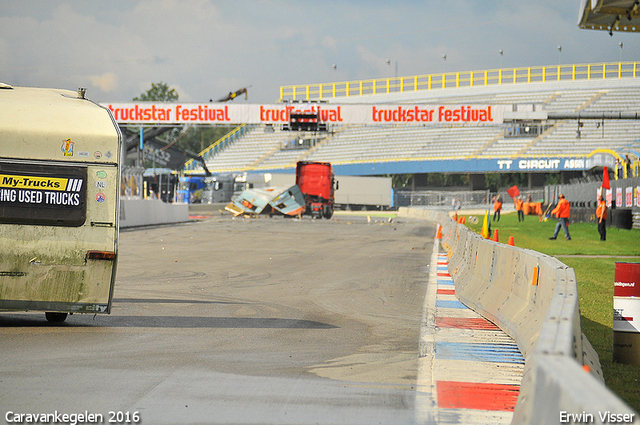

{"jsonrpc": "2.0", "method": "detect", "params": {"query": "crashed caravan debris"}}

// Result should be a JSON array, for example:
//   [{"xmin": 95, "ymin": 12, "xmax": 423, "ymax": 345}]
[
  {"xmin": 225, "ymin": 185, "xmax": 306, "ymax": 217},
  {"xmin": 225, "ymin": 161, "xmax": 336, "ymax": 219}
]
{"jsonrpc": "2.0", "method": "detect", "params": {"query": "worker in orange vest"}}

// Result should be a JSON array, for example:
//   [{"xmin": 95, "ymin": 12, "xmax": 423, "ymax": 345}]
[
  {"xmin": 596, "ymin": 195, "xmax": 607, "ymax": 241},
  {"xmin": 493, "ymin": 195, "xmax": 502, "ymax": 222},
  {"xmin": 549, "ymin": 194, "xmax": 571, "ymax": 240},
  {"xmin": 515, "ymin": 196, "xmax": 525, "ymax": 222}
]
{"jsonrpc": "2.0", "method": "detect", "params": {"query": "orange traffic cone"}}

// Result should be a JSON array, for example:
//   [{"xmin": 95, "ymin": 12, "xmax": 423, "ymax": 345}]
[
  {"xmin": 460, "ymin": 216, "xmax": 466, "ymax": 224},
  {"xmin": 453, "ymin": 212, "xmax": 458, "ymax": 222},
  {"xmin": 436, "ymin": 225, "xmax": 443, "ymax": 239},
  {"xmin": 492, "ymin": 229, "xmax": 499, "ymax": 242},
  {"xmin": 508, "ymin": 236, "xmax": 515, "ymax": 246}
]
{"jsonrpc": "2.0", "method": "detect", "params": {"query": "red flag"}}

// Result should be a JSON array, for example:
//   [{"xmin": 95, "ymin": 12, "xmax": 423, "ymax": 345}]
[
  {"xmin": 506, "ymin": 185, "xmax": 520, "ymax": 198},
  {"xmin": 602, "ymin": 166, "xmax": 610, "ymax": 190}
]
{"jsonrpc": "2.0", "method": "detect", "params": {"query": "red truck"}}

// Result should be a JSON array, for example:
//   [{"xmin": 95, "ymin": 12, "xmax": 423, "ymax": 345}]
[{"xmin": 296, "ymin": 161, "xmax": 336, "ymax": 219}]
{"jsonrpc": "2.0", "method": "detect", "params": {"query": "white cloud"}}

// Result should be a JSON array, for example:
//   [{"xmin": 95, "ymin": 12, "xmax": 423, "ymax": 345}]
[
  {"xmin": 322, "ymin": 35, "xmax": 338, "ymax": 50},
  {"xmin": 90, "ymin": 73, "xmax": 119, "ymax": 92}
]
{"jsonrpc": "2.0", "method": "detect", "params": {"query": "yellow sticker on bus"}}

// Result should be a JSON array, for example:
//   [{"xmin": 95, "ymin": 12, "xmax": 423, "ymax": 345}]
[{"xmin": 0, "ymin": 174, "xmax": 76, "ymax": 191}]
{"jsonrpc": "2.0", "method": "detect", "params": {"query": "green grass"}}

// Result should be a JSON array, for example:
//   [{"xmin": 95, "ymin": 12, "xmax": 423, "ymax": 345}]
[
  {"xmin": 563, "ymin": 257, "xmax": 640, "ymax": 411},
  {"xmin": 462, "ymin": 210, "xmax": 640, "ymax": 256},
  {"xmin": 458, "ymin": 210, "xmax": 640, "ymax": 410}
]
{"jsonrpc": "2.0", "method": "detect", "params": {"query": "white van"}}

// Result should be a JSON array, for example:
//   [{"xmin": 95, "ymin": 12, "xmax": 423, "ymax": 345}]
[{"xmin": 0, "ymin": 84, "xmax": 121, "ymax": 322}]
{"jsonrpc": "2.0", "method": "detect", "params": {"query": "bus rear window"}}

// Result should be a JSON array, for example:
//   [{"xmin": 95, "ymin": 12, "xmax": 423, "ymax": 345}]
[{"xmin": 0, "ymin": 162, "xmax": 87, "ymax": 227}]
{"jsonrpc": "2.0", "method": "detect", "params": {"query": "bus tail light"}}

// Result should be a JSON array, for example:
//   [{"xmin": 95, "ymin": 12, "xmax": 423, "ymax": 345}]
[{"xmin": 86, "ymin": 251, "xmax": 116, "ymax": 261}]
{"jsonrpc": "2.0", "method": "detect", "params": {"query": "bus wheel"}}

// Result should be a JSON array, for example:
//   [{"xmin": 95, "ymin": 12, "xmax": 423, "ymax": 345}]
[{"xmin": 45, "ymin": 312, "xmax": 68, "ymax": 323}]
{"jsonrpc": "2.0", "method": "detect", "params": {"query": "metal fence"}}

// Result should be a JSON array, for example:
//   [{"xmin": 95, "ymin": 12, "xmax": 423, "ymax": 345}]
[
  {"xmin": 394, "ymin": 188, "xmax": 546, "ymax": 210},
  {"xmin": 280, "ymin": 61, "xmax": 640, "ymax": 101},
  {"xmin": 546, "ymin": 176, "xmax": 640, "ymax": 208},
  {"xmin": 121, "ymin": 166, "xmax": 145, "ymax": 199},
  {"xmin": 394, "ymin": 190, "xmax": 490, "ymax": 209}
]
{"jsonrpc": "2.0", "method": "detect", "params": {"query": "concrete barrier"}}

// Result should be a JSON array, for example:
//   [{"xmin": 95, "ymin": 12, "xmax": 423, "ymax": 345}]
[
  {"xmin": 120, "ymin": 199, "xmax": 189, "ymax": 228},
  {"xmin": 398, "ymin": 207, "xmax": 638, "ymax": 424}
]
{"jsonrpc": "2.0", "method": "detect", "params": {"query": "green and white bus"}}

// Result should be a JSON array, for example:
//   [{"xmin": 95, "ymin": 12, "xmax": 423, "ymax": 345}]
[{"xmin": 0, "ymin": 84, "xmax": 121, "ymax": 322}]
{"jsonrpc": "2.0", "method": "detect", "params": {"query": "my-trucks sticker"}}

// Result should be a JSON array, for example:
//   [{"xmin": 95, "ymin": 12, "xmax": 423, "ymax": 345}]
[{"xmin": 0, "ymin": 173, "xmax": 83, "ymax": 207}]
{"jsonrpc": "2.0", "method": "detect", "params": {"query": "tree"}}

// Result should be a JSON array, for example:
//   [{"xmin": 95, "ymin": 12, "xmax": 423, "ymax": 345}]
[
  {"xmin": 391, "ymin": 174, "xmax": 413, "ymax": 189},
  {"xmin": 131, "ymin": 82, "xmax": 235, "ymax": 161},
  {"xmin": 426, "ymin": 173, "xmax": 468, "ymax": 187},
  {"xmin": 133, "ymin": 82, "xmax": 178, "ymax": 102},
  {"xmin": 178, "ymin": 125, "xmax": 236, "ymax": 155}
]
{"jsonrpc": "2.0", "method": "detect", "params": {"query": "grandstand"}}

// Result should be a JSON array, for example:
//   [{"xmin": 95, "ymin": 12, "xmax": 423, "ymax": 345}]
[{"xmin": 185, "ymin": 62, "xmax": 640, "ymax": 187}]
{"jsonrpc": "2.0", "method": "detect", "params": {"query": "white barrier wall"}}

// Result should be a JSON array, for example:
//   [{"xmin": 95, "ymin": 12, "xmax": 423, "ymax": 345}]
[
  {"xmin": 120, "ymin": 199, "xmax": 189, "ymax": 228},
  {"xmin": 398, "ymin": 207, "xmax": 637, "ymax": 424}
]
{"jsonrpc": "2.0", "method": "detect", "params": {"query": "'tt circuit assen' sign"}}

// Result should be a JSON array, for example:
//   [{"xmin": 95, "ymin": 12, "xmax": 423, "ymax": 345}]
[
  {"xmin": 496, "ymin": 158, "xmax": 586, "ymax": 171},
  {"xmin": 103, "ymin": 103, "xmax": 511, "ymax": 125}
]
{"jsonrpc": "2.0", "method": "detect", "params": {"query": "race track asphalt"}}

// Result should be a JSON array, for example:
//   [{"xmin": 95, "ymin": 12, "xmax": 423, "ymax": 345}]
[{"xmin": 0, "ymin": 213, "xmax": 436, "ymax": 424}]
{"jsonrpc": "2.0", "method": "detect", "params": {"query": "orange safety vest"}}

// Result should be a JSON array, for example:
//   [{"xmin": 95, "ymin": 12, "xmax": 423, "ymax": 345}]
[
  {"xmin": 515, "ymin": 199, "xmax": 524, "ymax": 211},
  {"xmin": 596, "ymin": 200, "xmax": 607, "ymax": 220},
  {"xmin": 551, "ymin": 198, "xmax": 570, "ymax": 218}
]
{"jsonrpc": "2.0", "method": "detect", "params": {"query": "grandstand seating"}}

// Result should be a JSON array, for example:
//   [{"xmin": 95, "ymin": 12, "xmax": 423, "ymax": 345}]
[{"xmin": 191, "ymin": 71, "xmax": 640, "ymax": 175}]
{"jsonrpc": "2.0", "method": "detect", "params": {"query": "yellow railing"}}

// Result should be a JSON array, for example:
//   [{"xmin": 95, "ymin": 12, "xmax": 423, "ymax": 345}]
[
  {"xmin": 279, "ymin": 62, "xmax": 640, "ymax": 101},
  {"xmin": 183, "ymin": 124, "xmax": 248, "ymax": 173}
]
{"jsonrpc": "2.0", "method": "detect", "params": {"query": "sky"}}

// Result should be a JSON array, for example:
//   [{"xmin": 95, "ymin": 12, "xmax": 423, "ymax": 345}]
[{"xmin": 1, "ymin": 0, "xmax": 639, "ymax": 104}]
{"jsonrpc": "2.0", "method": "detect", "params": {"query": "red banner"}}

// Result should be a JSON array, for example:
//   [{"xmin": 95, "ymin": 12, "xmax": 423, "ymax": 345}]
[{"xmin": 602, "ymin": 166, "xmax": 610, "ymax": 189}]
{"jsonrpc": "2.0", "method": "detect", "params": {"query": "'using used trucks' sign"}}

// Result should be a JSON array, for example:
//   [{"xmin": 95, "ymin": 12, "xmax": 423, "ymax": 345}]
[{"xmin": 0, "ymin": 162, "xmax": 86, "ymax": 226}]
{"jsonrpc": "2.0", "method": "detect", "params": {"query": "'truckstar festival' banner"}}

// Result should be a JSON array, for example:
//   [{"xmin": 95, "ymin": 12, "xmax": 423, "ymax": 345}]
[{"xmin": 103, "ymin": 103, "xmax": 511, "ymax": 125}]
